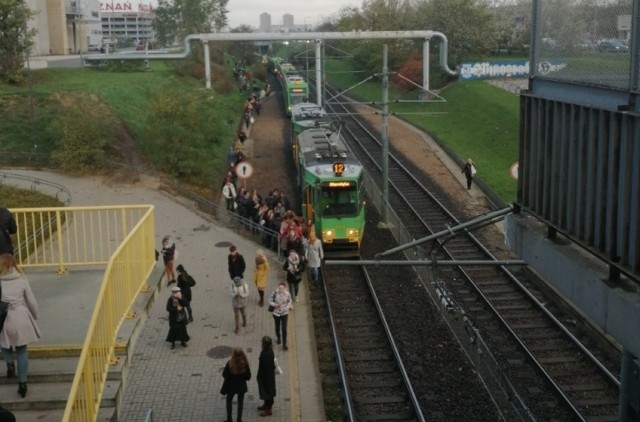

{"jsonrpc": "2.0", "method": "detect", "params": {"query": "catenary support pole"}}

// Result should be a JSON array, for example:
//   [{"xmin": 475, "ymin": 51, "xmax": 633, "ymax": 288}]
[
  {"xmin": 423, "ymin": 39, "xmax": 430, "ymax": 96},
  {"xmin": 204, "ymin": 41, "xmax": 211, "ymax": 90},
  {"xmin": 315, "ymin": 40, "xmax": 322, "ymax": 107},
  {"xmin": 380, "ymin": 43, "xmax": 390, "ymax": 225}
]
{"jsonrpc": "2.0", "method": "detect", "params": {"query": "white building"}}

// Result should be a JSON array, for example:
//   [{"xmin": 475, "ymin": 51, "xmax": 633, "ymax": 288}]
[
  {"xmin": 24, "ymin": 0, "xmax": 101, "ymax": 55},
  {"xmin": 100, "ymin": 1, "xmax": 155, "ymax": 47}
]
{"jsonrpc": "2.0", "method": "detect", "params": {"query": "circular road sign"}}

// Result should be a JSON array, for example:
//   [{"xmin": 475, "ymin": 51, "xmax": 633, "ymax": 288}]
[{"xmin": 235, "ymin": 161, "xmax": 254, "ymax": 179}]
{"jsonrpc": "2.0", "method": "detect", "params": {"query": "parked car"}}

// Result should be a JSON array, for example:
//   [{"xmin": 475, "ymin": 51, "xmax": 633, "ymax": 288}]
[{"xmin": 596, "ymin": 39, "xmax": 629, "ymax": 53}]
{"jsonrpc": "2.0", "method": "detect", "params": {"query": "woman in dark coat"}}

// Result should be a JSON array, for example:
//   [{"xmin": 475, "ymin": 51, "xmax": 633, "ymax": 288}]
[
  {"xmin": 221, "ymin": 347, "xmax": 251, "ymax": 422},
  {"xmin": 256, "ymin": 336, "xmax": 276, "ymax": 416},
  {"xmin": 165, "ymin": 287, "xmax": 190, "ymax": 349}
]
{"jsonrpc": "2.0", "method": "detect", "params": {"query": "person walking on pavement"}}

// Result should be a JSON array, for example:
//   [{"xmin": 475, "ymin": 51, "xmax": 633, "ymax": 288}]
[
  {"xmin": 256, "ymin": 336, "xmax": 276, "ymax": 417},
  {"xmin": 228, "ymin": 245, "xmax": 246, "ymax": 281},
  {"xmin": 161, "ymin": 236, "xmax": 176, "ymax": 286},
  {"xmin": 462, "ymin": 158, "xmax": 477, "ymax": 190},
  {"xmin": 176, "ymin": 264, "xmax": 196, "ymax": 322},
  {"xmin": 0, "ymin": 208, "xmax": 17, "ymax": 256},
  {"xmin": 220, "ymin": 347, "xmax": 251, "ymax": 422},
  {"xmin": 165, "ymin": 286, "xmax": 190, "ymax": 349},
  {"xmin": 305, "ymin": 232, "xmax": 323, "ymax": 287},
  {"xmin": 231, "ymin": 276, "xmax": 249, "ymax": 334},
  {"xmin": 283, "ymin": 249, "xmax": 302, "ymax": 302},
  {"xmin": 253, "ymin": 249, "xmax": 270, "ymax": 306},
  {"xmin": 0, "ymin": 253, "xmax": 41, "ymax": 398},
  {"xmin": 268, "ymin": 282, "xmax": 292, "ymax": 351}
]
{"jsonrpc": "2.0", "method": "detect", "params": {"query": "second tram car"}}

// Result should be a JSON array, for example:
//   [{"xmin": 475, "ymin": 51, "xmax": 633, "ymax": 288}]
[
  {"xmin": 276, "ymin": 62, "xmax": 309, "ymax": 116},
  {"xmin": 290, "ymin": 102, "xmax": 331, "ymax": 144},
  {"xmin": 294, "ymin": 126, "xmax": 365, "ymax": 255}
]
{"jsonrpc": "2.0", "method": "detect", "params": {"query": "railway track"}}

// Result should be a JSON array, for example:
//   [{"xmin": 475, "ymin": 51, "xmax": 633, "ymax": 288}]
[
  {"xmin": 315, "ymin": 85, "xmax": 622, "ymax": 420},
  {"xmin": 318, "ymin": 263, "xmax": 424, "ymax": 421}
]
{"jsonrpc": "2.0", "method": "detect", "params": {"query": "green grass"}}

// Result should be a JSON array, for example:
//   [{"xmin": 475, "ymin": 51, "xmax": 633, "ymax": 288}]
[
  {"xmin": 0, "ymin": 185, "xmax": 63, "ymax": 208},
  {"xmin": 323, "ymin": 58, "xmax": 519, "ymax": 202},
  {"xmin": 0, "ymin": 61, "xmax": 245, "ymax": 187}
]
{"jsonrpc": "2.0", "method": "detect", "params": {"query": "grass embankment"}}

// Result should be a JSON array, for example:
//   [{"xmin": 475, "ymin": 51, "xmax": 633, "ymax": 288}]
[
  {"xmin": 0, "ymin": 61, "xmax": 245, "ymax": 188},
  {"xmin": 323, "ymin": 58, "xmax": 519, "ymax": 203}
]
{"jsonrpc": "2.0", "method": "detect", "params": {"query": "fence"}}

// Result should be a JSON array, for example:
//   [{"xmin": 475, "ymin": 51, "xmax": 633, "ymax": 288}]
[
  {"xmin": 7, "ymin": 205, "xmax": 156, "ymax": 422},
  {"xmin": 533, "ymin": 0, "xmax": 634, "ymax": 90}
]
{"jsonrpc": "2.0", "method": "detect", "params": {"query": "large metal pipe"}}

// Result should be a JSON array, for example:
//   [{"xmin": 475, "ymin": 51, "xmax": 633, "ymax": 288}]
[{"xmin": 84, "ymin": 30, "xmax": 458, "ymax": 76}]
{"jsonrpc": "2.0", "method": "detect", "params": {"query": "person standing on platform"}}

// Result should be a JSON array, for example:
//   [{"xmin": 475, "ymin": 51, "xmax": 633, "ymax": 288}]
[
  {"xmin": 462, "ymin": 158, "xmax": 477, "ymax": 190},
  {"xmin": 253, "ymin": 249, "xmax": 270, "ymax": 306},
  {"xmin": 0, "ymin": 208, "xmax": 17, "ymax": 255},
  {"xmin": 283, "ymin": 249, "xmax": 302, "ymax": 302},
  {"xmin": 165, "ymin": 286, "xmax": 189, "ymax": 349},
  {"xmin": 305, "ymin": 232, "xmax": 324, "ymax": 287},
  {"xmin": 268, "ymin": 282, "xmax": 292, "ymax": 350},
  {"xmin": 256, "ymin": 336, "xmax": 276, "ymax": 417},
  {"xmin": 228, "ymin": 245, "xmax": 246, "ymax": 281},
  {"xmin": 161, "ymin": 236, "xmax": 176, "ymax": 286},
  {"xmin": 231, "ymin": 276, "xmax": 249, "ymax": 334},
  {"xmin": 222, "ymin": 177, "xmax": 237, "ymax": 211},
  {"xmin": 220, "ymin": 347, "xmax": 251, "ymax": 422},
  {"xmin": 0, "ymin": 253, "xmax": 41, "ymax": 398},
  {"xmin": 176, "ymin": 264, "xmax": 196, "ymax": 323}
]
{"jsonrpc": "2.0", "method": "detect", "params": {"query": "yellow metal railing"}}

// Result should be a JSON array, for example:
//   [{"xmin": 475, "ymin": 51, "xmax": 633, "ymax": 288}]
[
  {"xmin": 10, "ymin": 205, "xmax": 156, "ymax": 421},
  {"xmin": 11, "ymin": 206, "xmax": 152, "ymax": 273}
]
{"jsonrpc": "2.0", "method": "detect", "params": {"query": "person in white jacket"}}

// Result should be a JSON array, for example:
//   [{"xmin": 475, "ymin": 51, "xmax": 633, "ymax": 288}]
[
  {"xmin": 0, "ymin": 253, "xmax": 41, "ymax": 398},
  {"xmin": 222, "ymin": 178, "xmax": 237, "ymax": 211},
  {"xmin": 231, "ymin": 276, "xmax": 249, "ymax": 334}
]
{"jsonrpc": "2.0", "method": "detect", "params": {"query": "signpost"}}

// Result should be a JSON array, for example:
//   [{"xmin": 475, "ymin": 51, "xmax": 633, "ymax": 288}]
[{"xmin": 235, "ymin": 161, "xmax": 253, "ymax": 189}]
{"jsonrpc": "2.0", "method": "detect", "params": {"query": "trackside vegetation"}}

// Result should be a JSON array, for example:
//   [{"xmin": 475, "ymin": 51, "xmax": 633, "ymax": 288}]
[
  {"xmin": 0, "ymin": 61, "xmax": 244, "ymax": 186},
  {"xmin": 322, "ymin": 57, "xmax": 519, "ymax": 202}
]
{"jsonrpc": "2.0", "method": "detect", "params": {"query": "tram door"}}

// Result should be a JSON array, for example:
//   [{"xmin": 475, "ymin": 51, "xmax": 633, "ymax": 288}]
[{"xmin": 303, "ymin": 185, "xmax": 314, "ymax": 223}]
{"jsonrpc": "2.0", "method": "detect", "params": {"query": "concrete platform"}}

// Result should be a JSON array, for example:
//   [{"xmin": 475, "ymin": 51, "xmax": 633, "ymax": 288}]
[{"xmin": 1, "ymin": 170, "xmax": 325, "ymax": 422}]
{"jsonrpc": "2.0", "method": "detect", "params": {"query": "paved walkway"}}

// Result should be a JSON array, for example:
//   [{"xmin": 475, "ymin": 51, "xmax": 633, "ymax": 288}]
[{"xmin": 1, "ymin": 169, "xmax": 325, "ymax": 422}]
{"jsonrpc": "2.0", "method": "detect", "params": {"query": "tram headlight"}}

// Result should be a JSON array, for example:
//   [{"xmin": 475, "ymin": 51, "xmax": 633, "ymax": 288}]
[
  {"xmin": 347, "ymin": 228, "xmax": 359, "ymax": 242},
  {"xmin": 322, "ymin": 229, "xmax": 334, "ymax": 243}
]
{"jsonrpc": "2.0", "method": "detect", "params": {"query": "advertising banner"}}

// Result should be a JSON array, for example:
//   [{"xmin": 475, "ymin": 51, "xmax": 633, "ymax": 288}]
[{"xmin": 459, "ymin": 59, "xmax": 567, "ymax": 81}]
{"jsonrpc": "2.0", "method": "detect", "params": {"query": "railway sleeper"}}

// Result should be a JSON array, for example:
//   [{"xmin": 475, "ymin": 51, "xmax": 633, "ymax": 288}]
[
  {"xmin": 508, "ymin": 321, "xmax": 552, "ymax": 330},
  {"xmin": 348, "ymin": 364, "xmax": 397, "ymax": 374},
  {"xmin": 494, "ymin": 303, "xmax": 533, "ymax": 310},
  {"xmin": 341, "ymin": 339, "xmax": 387, "ymax": 349},
  {"xmin": 343, "ymin": 353, "xmax": 392, "ymax": 362},
  {"xmin": 485, "ymin": 293, "xmax": 527, "ymax": 301},
  {"xmin": 572, "ymin": 397, "xmax": 620, "ymax": 407},
  {"xmin": 356, "ymin": 395, "xmax": 408, "ymax": 405},
  {"xmin": 585, "ymin": 416, "xmax": 619, "ymax": 422},
  {"xmin": 536, "ymin": 355, "xmax": 583, "ymax": 364},
  {"xmin": 338, "ymin": 319, "xmax": 381, "ymax": 328},
  {"xmin": 560, "ymin": 383, "xmax": 609, "ymax": 392},
  {"xmin": 351, "ymin": 378, "xmax": 402, "ymax": 389},
  {"xmin": 358, "ymin": 412, "xmax": 415, "ymax": 421}
]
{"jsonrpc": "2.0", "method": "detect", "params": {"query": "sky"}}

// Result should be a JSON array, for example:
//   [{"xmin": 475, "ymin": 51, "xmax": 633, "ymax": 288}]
[
  {"xmin": 225, "ymin": 0, "xmax": 361, "ymax": 29},
  {"xmin": 141, "ymin": 0, "xmax": 362, "ymax": 30}
]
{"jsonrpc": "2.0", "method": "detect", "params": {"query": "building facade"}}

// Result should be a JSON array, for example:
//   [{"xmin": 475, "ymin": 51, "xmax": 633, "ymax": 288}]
[
  {"xmin": 25, "ymin": 0, "xmax": 101, "ymax": 55},
  {"xmin": 259, "ymin": 13, "xmax": 271, "ymax": 32},
  {"xmin": 100, "ymin": 1, "xmax": 155, "ymax": 48}
]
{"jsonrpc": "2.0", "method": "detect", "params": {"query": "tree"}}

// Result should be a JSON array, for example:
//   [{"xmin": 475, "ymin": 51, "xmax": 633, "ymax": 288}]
[
  {"xmin": 153, "ymin": 0, "xmax": 229, "ymax": 47},
  {"xmin": 0, "ymin": 0, "xmax": 36, "ymax": 83},
  {"xmin": 412, "ymin": 0, "xmax": 497, "ymax": 68}
]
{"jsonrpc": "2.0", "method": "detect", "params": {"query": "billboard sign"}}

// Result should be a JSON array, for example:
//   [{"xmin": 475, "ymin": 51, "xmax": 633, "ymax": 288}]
[
  {"xmin": 100, "ymin": 1, "xmax": 154, "ymax": 12},
  {"xmin": 459, "ymin": 59, "xmax": 567, "ymax": 81}
]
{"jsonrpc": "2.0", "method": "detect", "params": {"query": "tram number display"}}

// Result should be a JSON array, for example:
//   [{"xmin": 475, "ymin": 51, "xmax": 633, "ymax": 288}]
[{"xmin": 333, "ymin": 162, "xmax": 345, "ymax": 176}]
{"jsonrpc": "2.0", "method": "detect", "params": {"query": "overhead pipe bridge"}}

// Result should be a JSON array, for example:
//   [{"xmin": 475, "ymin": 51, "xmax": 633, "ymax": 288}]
[{"xmin": 85, "ymin": 30, "xmax": 458, "ymax": 97}]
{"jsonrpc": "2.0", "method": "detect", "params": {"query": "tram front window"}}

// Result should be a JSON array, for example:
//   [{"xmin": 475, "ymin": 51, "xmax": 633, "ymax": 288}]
[
  {"xmin": 290, "ymin": 94, "xmax": 306, "ymax": 106},
  {"xmin": 322, "ymin": 188, "xmax": 357, "ymax": 216}
]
